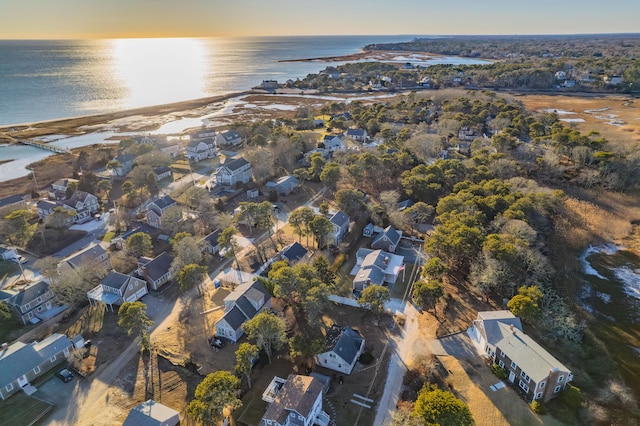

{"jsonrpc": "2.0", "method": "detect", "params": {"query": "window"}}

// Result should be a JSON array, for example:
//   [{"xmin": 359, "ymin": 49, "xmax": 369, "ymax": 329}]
[
  {"xmin": 500, "ymin": 350, "xmax": 505, "ymax": 357},
  {"xmin": 33, "ymin": 366, "xmax": 40, "ymax": 374},
  {"xmin": 128, "ymin": 283, "xmax": 133, "ymax": 291},
  {"xmin": 536, "ymin": 392, "xmax": 543, "ymax": 400},
  {"xmin": 5, "ymin": 383, "xmax": 13, "ymax": 392},
  {"xmin": 510, "ymin": 361, "xmax": 517, "ymax": 369},
  {"xmin": 558, "ymin": 375, "xmax": 564, "ymax": 383},
  {"xmin": 498, "ymin": 360, "xmax": 504, "ymax": 368},
  {"xmin": 37, "ymin": 306, "xmax": 43, "ymax": 312},
  {"xmin": 554, "ymin": 385, "xmax": 561, "ymax": 393},
  {"xmin": 50, "ymin": 355, "xmax": 56, "ymax": 362},
  {"xmin": 539, "ymin": 381, "xmax": 545, "ymax": 389},
  {"xmin": 519, "ymin": 381, "xmax": 529, "ymax": 393},
  {"xmin": 323, "ymin": 359, "xmax": 327, "ymax": 364},
  {"xmin": 520, "ymin": 371, "xmax": 531, "ymax": 383},
  {"xmin": 37, "ymin": 297, "xmax": 42, "ymax": 303},
  {"xmin": 24, "ymin": 303, "xmax": 31, "ymax": 310}
]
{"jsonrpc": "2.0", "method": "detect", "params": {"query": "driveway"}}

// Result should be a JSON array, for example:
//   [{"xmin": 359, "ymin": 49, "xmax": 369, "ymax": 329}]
[{"xmin": 427, "ymin": 331, "xmax": 480, "ymax": 359}]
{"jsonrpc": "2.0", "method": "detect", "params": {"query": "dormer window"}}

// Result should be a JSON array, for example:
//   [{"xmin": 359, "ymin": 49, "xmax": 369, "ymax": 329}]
[{"xmin": 558, "ymin": 375, "xmax": 564, "ymax": 383}]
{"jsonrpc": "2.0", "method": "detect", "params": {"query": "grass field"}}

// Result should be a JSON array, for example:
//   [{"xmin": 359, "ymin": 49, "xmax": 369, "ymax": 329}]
[{"xmin": 0, "ymin": 392, "xmax": 53, "ymax": 426}]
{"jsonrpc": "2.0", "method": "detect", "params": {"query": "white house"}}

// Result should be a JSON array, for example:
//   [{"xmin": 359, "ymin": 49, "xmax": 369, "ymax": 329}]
[
  {"xmin": 322, "ymin": 134, "xmax": 345, "ymax": 152},
  {"xmin": 315, "ymin": 325, "xmax": 365, "ymax": 375},
  {"xmin": 260, "ymin": 374, "xmax": 330, "ymax": 426},
  {"xmin": 201, "ymin": 229, "xmax": 221, "ymax": 255},
  {"xmin": 49, "ymin": 178, "xmax": 79, "ymax": 199},
  {"xmin": 346, "ymin": 128, "xmax": 368, "ymax": 143},
  {"xmin": 213, "ymin": 157, "xmax": 252, "ymax": 187},
  {"xmin": 153, "ymin": 166, "xmax": 172, "ymax": 181},
  {"xmin": 186, "ymin": 138, "xmax": 216, "ymax": 161},
  {"xmin": 352, "ymin": 248, "xmax": 404, "ymax": 291},
  {"xmin": 216, "ymin": 129, "xmax": 242, "ymax": 146},
  {"xmin": 146, "ymin": 195, "xmax": 177, "ymax": 229},
  {"xmin": 123, "ymin": 400, "xmax": 180, "ymax": 426},
  {"xmin": 111, "ymin": 154, "xmax": 136, "ymax": 177},
  {"xmin": 327, "ymin": 211, "xmax": 349, "ymax": 246},
  {"xmin": 468, "ymin": 310, "xmax": 573, "ymax": 402},
  {"xmin": 215, "ymin": 281, "xmax": 271, "ymax": 343}
]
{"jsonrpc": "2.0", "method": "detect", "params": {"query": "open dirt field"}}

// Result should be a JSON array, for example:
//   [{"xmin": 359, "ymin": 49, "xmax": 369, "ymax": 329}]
[{"xmin": 518, "ymin": 94, "xmax": 640, "ymax": 146}]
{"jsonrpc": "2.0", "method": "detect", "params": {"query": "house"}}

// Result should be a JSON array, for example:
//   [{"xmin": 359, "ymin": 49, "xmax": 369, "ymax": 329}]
[
  {"xmin": 112, "ymin": 154, "xmax": 136, "ymax": 177},
  {"xmin": 265, "ymin": 175, "xmax": 299, "ymax": 196},
  {"xmin": 186, "ymin": 137, "xmax": 216, "ymax": 161},
  {"xmin": 397, "ymin": 199, "xmax": 415, "ymax": 212},
  {"xmin": 468, "ymin": 310, "xmax": 573, "ymax": 402},
  {"xmin": 215, "ymin": 281, "xmax": 271, "ymax": 343},
  {"xmin": 37, "ymin": 199, "xmax": 75, "ymax": 225},
  {"xmin": 346, "ymin": 128, "xmax": 368, "ymax": 143},
  {"xmin": 0, "ymin": 246, "xmax": 18, "ymax": 261},
  {"xmin": 555, "ymin": 71, "xmax": 567, "ymax": 80},
  {"xmin": 322, "ymin": 134, "xmax": 345, "ymax": 152},
  {"xmin": 123, "ymin": 400, "xmax": 180, "ymax": 426},
  {"xmin": 137, "ymin": 252, "xmax": 173, "ymax": 291},
  {"xmin": 352, "ymin": 248, "xmax": 404, "ymax": 291},
  {"xmin": 0, "ymin": 194, "xmax": 25, "ymax": 210},
  {"xmin": 87, "ymin": 271, "xmax": 148, "ymax": 310},
  {"xmin": 1, "ymin": 281, "xmax": 61, "ymax": 325},
  {"xmin": 458, "ymin": 127, "xmax": 477, "ymax": 142},
  {"xmin": 606, "ymin": 75, "xmax": 624, "ymax": 86},
  {"xmin": 111, "ymin": 226, "xmax": 149, "ymax": 250},
  {"xmin": 0, "ymin": 333, "xmax": 74, "ymax": 400},
  {"xmin": 190, "ymin": 127, "xmax": 216, "ymax": 140},
  {"xmin": 61, "ymin": 190, "xmax": 99, "ymax": 221},
  {"xmin": 153, "ymin": 166, "xmax": 172, "ymax": 181},
  {"xmin": 371, "ymin": 225, "xmax": 402, "ymax": 253},
  {"xmin": 49, "ymin": 178, "xmax": 79, "ymax": 199},
  {"xmin": 302, "ymin": 148, "xmax": 330, "ymax": 165},
  {"xmin": 260, "ymin": 374, "xmax": 331, "ymax": 426},
  {"xmin": 214, "ymin": 268, "xmax": 256, "ymax": 288},
  {"xmin": 258, "ymin": 80, "xmax": 279, "ymax": 90},
  {"xmin": 146, "ymin": 195, "xmax": 177, "ymax": 229},
  {"xmin": 457, "ymin": 141, "xmax": 472, "ymax": 156},
  {"xmin": 279, "ymin": 242, "xmax": 308, "ymax": 264},
  {"xmin": 201, "ymin": 229, "xmax": 222, "ymax": 255},
  {"xmin": 216, "ymin": 129, "xmax": 242, "ymax": 147},
  {"xmin": 315, "ymin": 325, "xmax": 365, "ymax": 375},
  {"xmin": 63, "ymin": 244, "xmax": 111, "ymax": 271},
  {"xmin": 563, "ymin": 79, "xmax": 576, "ymax": 88},
  {"xmin": 156, "ymin": 138, "xmax": 182, "ymax": 157},
  {"xmin": 214, "ymin": 157, "xmax": 252, "ymax": 187},
  {"xmin": 327, "ymin": 211, "xmax": 349, "ymax": 246}
]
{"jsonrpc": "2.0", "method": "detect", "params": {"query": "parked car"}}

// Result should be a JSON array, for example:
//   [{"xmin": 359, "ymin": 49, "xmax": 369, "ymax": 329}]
[
  {"xmin": 209, "ymin": 335, "xmax": 227, "ymax": 349},
  {"xmin": 56, "ymin": 368, "xmax": 74, "ymax": 383},
  {"xmin": 10, "ymin": 255, "xmax": 26, "ymax": 264}
]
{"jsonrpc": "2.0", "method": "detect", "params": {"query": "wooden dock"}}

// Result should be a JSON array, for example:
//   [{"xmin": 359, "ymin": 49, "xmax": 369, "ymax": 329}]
[{"xmin": 17, "ymin": 140, "xmax": 71, "ymax": 154}]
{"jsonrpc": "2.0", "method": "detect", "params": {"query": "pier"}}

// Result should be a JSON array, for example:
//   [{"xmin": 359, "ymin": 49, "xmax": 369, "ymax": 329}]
[{"xmin": 17, "ymin": 140, "xmax": 71, "ymax": 154}]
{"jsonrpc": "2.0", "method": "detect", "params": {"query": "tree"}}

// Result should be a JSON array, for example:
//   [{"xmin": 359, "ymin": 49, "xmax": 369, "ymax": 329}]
[
  {"xmin": 335, "ymin": 188, "xmax": 365, "ymax": 217},
  {"xmin": 404, "ymin": 202, "xmax": 435, "ymax": 231},
  {"xmin": 187, "ymin": 371, "xmax": 242, "ymax": 424},
  {"xmin": 126, "ymin": 232, "xmax": 153, "ymax": 258},
  {"xmin": 219, "ymin": 227, "xmax": 240, "ymax": 268},
  {"xmin": 170, "ymin": 234, "xmax": 202, "ymax": 276},
  {"xmin": 241, "ymin": 311, "xmax": 287, "ymax": 364},
  {"xmin": 288, "ymin": 206, "xmax": 315, "ymax": 245},
  {"xmin": 309, "ymin": 214, "xmax": 333, "ymax": 249},
  {"xmin": 289, "ymin": 335, "xmax": 325, "ymax": 364},
  {"xmin": 413, "ymin": 279, "xmax": 444, "ymax": 317},
  {"xmin": 0, "ymin": 301, "xmax": 12, "ymax": 320},
  {"xmin": 97, "ymin": 179, "xmax": 112, "ymax": 203},
  {"xmin": 146, "ymin": 172, "xmax": 159, "ymax": 197},
  {"xmin": 308, "ymin": 152, "xmax": 326, "ymax": 180},
  {"xmin": 313, "ymin": 256, "xmax": 336, "ymax": 288},
  {"xmin": 176, "ymin": 264, "xmax": 208, "ymax": 295},
  {"xmin": 34, "ymin": 256, "xmax": 61, "ymax": 285},
  {"xmin": 117, "ymin": 301, "xmax": 154, "ymax": 351},
  {"xmin": 507, "ymin": 285, "xmax": 543, "ymax": 321},
  {"xmin": 235, "ymin": 343, "xmax": 259, "ymax": 389},
  {"xmin": 1, "ymin": 209, "xmax": 36, "ymax": 247},
  {"xmin": 320, "ymin": 162, "xmax": 341, "ymax": 190},
  {"xmin": 413, "ymin": 385, "xmax": 473, "ymax": 426},
  {"xmin": 54, "ymin": 264, "xmax": 107, "ymax": 307},
  {"xmin": 358, "ymin": 285, "xmax": 390, "ymax": 318},
  {"xmin": 45, "ymin": 207, "xmax": 75, "ymax": 232},
  {"xmin": 121, "ymin": 180, "xmax": 135, "ymax": 203}
]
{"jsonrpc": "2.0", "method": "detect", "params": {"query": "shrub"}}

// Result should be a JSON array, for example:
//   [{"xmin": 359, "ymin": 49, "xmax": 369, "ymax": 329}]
[
  {"xmin": 557, "ymin": 384, "xmax": 582, "ymax": 410},
  {"xmin": 530, "ymin": 400, "xmax": 546, "ymax": 414},
  {"xmin": 331, "ymin": 253, "xmax": 346, "ymax": 273},
  {"xmin": 358, "ymin": 351, "xmax": 374, "ymax": 365},
  {"xmin": 491, "ymin": 363, "xmax": 508, "ymax": 380}
]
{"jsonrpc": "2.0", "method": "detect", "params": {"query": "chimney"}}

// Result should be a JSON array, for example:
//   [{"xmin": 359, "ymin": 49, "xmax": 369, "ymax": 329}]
[
  {"xmin": 1, "ymin": 342, "xmax": 8, "ymax": 351},
  {"xmin": 384, "ymin": 256, "xmax": 389, "ymax": 266},
  {"xmin": 510, "ymin": 324, "xmax": 515, "ymax": 334}
]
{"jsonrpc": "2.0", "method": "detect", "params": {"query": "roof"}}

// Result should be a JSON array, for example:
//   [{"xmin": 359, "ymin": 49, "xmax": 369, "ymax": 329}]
[
  {"xmin": 280, "ymin": 242, "xmax": 308, "ymax": 263},
  {"xmin": 150, "ymin": 195, "xmax": 176, "ymax": 211},
  {"xmin": 0, "ymin": 334, "xmax": 72, "ymax": 386},
  {"xmin": 0, "ymin": 194, "xmax": 24, "ymax": 208},
  {"xmin": 397, "ymin": 199, "xmax": 414, "ymax": 211},
  {"xmin": 262, "ymin": 375, "xmax": 324, "ymax": 424},
  {"xmin": 65, "ymin": 244, "xmax": 108, "ymax": 268},
  {"xmin": 323, "ymin": 325, "xmax": 364, "ymax": 365},
  {"xmin": 52, "ymin": 178, "xmax": 78, "ymax": 188},
  {"xmin": 203, "ymin": 229, "xmax": 221, "ymax": 246},
  {"xmin": 494, "ymin": 322, "xmax": 571, "ymax": 383},
  {"xmin": 347, "ymin": 128, "xmax": 366, "ymax": 137},
  {"xmin": 101, "ymin": 271, "xmax": 131, "ymax": 291},
  {"xmin": 329, "ymin": 211, "xmax": 349, "ymax": 228},
  {"xmin": 37, "ymin": 199, "xmax": 63, "ymax": 211},
  {"xmin": 142, "ymin": 252, "xmax": 173, "ymax": 281},
  {"xmin": 8, "ymin": 281, "xmax": 50, "ymax": 307},
  {"xmin": 221, "ymin": 157, "xmax": 250, "ymax": 172},
  {"xmin": 115, "ymin": 154, "xmax": 136, "ymax": 163},
  {"xmin": 220, "ymin": 129, "xmax": 241, "ymax": 142},
  {"xmin": 221, "ymin": 305, "xmax": 249, "ymax": 330},
  {"xmin": 476, "ymin": 310, "xmax": 523, "ymax": 346},
  {"xmin": 123, "ymin": 399, "xmax": 180, "ymax": 426},
  {"xmin": 153, "ymin": 165, "xmax": 171, "ymax": 175},
  {"xmin": 372, "ymin": 225, "xmax": 402, "ymax": 247}
]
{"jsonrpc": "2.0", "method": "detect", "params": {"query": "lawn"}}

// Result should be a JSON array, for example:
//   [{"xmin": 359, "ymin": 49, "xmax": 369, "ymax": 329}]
[
  {"xmin": 0, "ymin": 392, "xmax": 53, "ymax": 426},
  {"xmin": 0, "ymin": 260, "xmax": 18, "ymax": 282},
  {"xmin": 25, "ymin": 229, "xmax": 87, "ymax": 256}
]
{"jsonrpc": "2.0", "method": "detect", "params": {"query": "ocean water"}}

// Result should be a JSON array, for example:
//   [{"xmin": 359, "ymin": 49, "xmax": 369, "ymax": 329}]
[{"xmin": 0, "ymin": 35, "xmax": 491, "ymax": 127}]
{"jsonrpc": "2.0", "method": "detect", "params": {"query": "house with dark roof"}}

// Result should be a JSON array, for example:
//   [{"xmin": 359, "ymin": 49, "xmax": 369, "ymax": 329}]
[
  {"xmin": 397, "ymin": 199, "xmax": 414, "ymax": 212},
  {"xmin": 112, "ymin": 154, "xmax": 136, "ymax": 177},
  {"xmin": 0, "ymin": 194, "xmax": 25, "ymax": 210},
  {"xmin": 153, "ymin": 165, "xmax": 172, "ymax": 181},
  {"xmin": 346, "ymin": 128, "xmax": 368, "ymax": 143},
  {"xmin": 0, "ymin": 246, "xmax": 18, "ymax": 261},
  {"xmin": 214, "ymin": 157, "xmax": 252, "ymax": 187},
  {"xmin": 469, "ymin": 310, "xmax": 573, "ymax": 402},
  {"xmin": 155, "ymin": 138, "xmax": 182, "ymax": 157},
  {"xmin": 215, "ymin": 281, "xmax": 271, "ymax": 343},
  {"xmin": 36, "ymin": 200, "xmax": 76, "ymax": 225},
  {"xmin": 279, "ymin": 242, "xmax": 308, "ymax": 264},
  {"xmin": 216, "ymin": 129, "xmax": 242, "ymax": 146},
  {"xmin": 63, "ymin": 244, "xmax": 110, "ymax": 271},
  {"xmin": 352, "ymin": 248, "xmax": 404, "ymax": 292},
  {"xmin": 87, "ymin": 271, "xmax": 148, "ymax": 310},
  {"xmin": 186, "ymin": 137, "xmax": 216, "ymax": 161},
  {"xmin": 137, "ymin": 252, "xmax": 173, "ymax": 291},
  {"xmin": 265, "ymin": 175, "xmax": 299, "ymax": 196},
  {"xmin": 316, "ymin": 325, "xmax": 365, "ymax": 375},
  {"xmin": 371, "ymin": 225, "xmax": 402, "ymax": 253},
  {"xmin": 0, "ymin": 333, "xmax": 74, "ymax": 400},
  {"xmin": 1, "ymin": 281, "xmax": 61, "ymax": 325},
  {"xmin": 37, "ymin": 191, "xmax": 99, "ymax": 224},
  {"xmin": 322, "ymin": 134, "xmax": 345, "ymax": 152},
  {"xmin": 49, "ymin": 178, "xmax": 79, "ymax": 200},
  {"xmin": 327, "ymin": 211, "xmax": 350, "ymax": 246},
  {"xmin": 146, "ymin": 195, "xmax": 177, "ymax": 229},
  {"xmin": 260, "ymin": 374, "xmax": 331, "ymax": 426},
  {"xmin": 122, "ymin": 399, "xmax": 180, "ymax": 426},
  {"xmin": 201, "ymin": 229, "xmax": 222, "ymax": 255}
]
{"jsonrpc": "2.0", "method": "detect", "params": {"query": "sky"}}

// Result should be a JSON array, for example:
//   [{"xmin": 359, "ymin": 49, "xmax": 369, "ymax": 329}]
[{"xmin": 1, "ymin": 0, "xmax": 639, "ymax": 39}]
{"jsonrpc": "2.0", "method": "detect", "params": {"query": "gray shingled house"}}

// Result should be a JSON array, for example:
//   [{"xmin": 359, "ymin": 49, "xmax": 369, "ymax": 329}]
[
  {"xmin": 215, "ymin": 281, "xmax": 271, "ymax": 343},
  {"xmin": 137, "ymin": 252, "xmax": 173, "ymax": 291},
  {"xmin": 260, "ymin": 374, "xmax": 330, "ymax": 426},
  {"xmin": 315, "ymin": 325, "xmax": 365, "ymax": 375},
  {"xmin": 0, "ymin": 281, "xmax": 62, "ymax": 325}
]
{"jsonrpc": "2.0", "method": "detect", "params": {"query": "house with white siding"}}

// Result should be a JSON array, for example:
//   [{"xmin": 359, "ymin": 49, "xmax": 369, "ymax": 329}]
[{"xmin": 315, "ymin": 325, "xmax": 364, "ymax": 375}]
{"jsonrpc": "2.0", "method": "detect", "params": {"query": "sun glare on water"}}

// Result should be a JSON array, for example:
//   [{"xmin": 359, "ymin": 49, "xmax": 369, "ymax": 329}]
[{"xmin": 110, "ymin": 38, "xmax": 208, "ymax": 109}]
